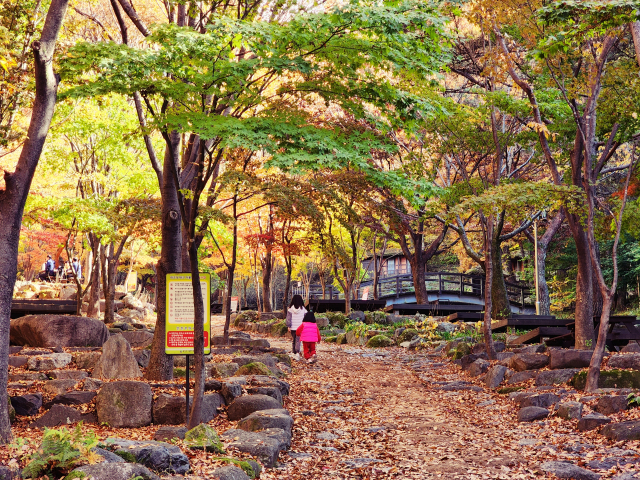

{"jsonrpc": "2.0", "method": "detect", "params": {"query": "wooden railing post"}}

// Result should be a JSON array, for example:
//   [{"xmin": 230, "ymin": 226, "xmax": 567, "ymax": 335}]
[{"xmin": 396, "ymin": 275, "xmax": 400, "ymax": 299}]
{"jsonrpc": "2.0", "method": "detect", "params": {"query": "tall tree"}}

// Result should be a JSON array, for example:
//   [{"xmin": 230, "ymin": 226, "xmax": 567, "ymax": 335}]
[{"xmin": 0, "ymin": 0, "xmax": 69, "ymax": 444}]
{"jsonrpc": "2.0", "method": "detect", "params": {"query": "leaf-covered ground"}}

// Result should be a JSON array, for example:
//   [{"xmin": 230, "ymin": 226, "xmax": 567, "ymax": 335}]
[{"xmin": 3, "ymin": 320, "xmax": 639, "ymax": 479}]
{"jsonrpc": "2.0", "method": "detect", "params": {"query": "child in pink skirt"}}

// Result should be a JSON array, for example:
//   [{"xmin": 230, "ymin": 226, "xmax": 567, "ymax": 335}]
[{"xmin": 295, "ymin": 311, "xmax": 321, "ymax": 363}]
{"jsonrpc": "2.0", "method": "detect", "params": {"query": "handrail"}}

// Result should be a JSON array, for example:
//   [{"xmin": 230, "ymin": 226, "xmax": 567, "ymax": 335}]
[{"xmin": 292, "ymin": 271, "xmax": 534, "ymax": 306}]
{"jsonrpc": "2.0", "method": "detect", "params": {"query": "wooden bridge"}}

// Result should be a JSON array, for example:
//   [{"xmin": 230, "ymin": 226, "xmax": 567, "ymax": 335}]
[{"xmin": 295, "ymin": 272, "xmax": 535, "ymax": 314}]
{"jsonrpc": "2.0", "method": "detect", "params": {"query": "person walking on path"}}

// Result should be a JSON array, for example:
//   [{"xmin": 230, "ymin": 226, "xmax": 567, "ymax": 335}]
[
  {"xmin": 296, "ymin": 311, "xmax": 321, "ymax": 364},
  {"xmin": 286, "ymin": 294, "xmax": 307, "ymax": 360}
]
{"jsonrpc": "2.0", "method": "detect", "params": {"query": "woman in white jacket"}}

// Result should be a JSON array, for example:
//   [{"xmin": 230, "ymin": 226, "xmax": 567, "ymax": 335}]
[{"xmin": 286, "ymin": 295, "xmax": 307, "ymax": 359}]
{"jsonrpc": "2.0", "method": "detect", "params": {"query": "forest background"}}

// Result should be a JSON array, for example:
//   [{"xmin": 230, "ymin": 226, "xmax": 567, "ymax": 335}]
[{"xmin": 1, "ymin": 0, "xmax": 640, "ymax": 436}]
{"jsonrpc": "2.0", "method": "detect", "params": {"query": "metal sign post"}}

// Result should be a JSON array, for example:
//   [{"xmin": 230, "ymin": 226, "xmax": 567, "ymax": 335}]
[{"xmin": 165, "ymin": 272, "xmax": 211, "ymax": 426}]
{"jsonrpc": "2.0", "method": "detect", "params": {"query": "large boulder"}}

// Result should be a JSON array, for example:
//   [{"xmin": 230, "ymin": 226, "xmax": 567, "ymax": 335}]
[
  {"xmin": 184, "ymin": 423, "xmax": 224, "ymax": 453},
  {"xmin": 221, "ymin": 380, "xmax": 244, "ymax": 404},
  {"xmin": 227, "ymin": 394, "xmax": 282, "ymax": 421},
  {"xmin": 507, "ymin": 370, "xmax": 538, "ymax": 384},
  {"xmin": 237, "ymin": 409, "xmax": 293, "ymax": 435},
  {"xmin": 10, "ymin": 394, "xmax": 42, "ymax": 416},
  {"xmin": 96, "ymin": 381, "xmax": 152, "ymax": 427},
  {"xmin": 509, "ymin": 353, "xmax": 549, "ymax": 372},
  {"xmin": 577, "ymin": 413, "xmax": 611, "ymax": 432},
  {"xmin": 519, "ymin": 393, "xmax": 560, "ymax": 409},
  {"xmin": 29, "ymin": 404, "xmax": 97, "ymax": 428},
  {"xmin": 608, "ymin": 353, "xmax": 640, "ymax": 370},
  {"xmin": 69, "ymin": 463, "xmax": 160, "ymax": 480},
  {"xmin": 595, "ymin": 395, "xmax": 627, "ymax": 415},
  {"xmin": 92, "ymin": 334, "xmax": 142, "ymax": 379},
  {"xmin": 246, "ymin": 376, "xmax": 290, "ymax": 397},
  {"xmin": 74, "ymin": 351, "xmax": 102, "ymax": 370},
  {"xmin": 517, "ymin": 406, "xmax": 549, "ymax": 422},
  {"xmin": 535, "ymin": 369, "xmax": 581, "ymax": 386},
  {"xmin": 221, "ymin": 429, "xmax": 285, "ymax": 468},
  {"xmin": 120, "ymin": 330, "xmax": 154, "ymax": 348},
  {"xmin": 601, "ymin": 421, "xmax": 640, "ymax": 441},
  {"xmin": 468, "ymin": 359, "xmax": 490, "ymax": 377},
  {"xmin": 539, "ymin": 461, "xmax": 600, "ymax": 480},
  {"xmin": 103, "ymin": 438, "xmax": 189, "ymax": 475},
  {"xmin": 549, "ymin": 349, "xmax": 594, "ymax": 369},
  {"xmin": 557, "ymin": 402, "xmax": 583, "ymax": 420},
  {"xmin": 202, "ymin": 393, "xmax": 226, "ymax": 422},
  {"xmin": 10, "ymin": 315, "xmax": 108, "ymax": 348},
  {"xmin": 211, "ymin": 466, "xmax": 251, "ymax": 480},
  {"xmin": 208, "ymin": 362, "xmax": 240, "ymax": 378},
  {"xmin": 48, "ymin": 391, "xmax": 96, "ymax": 406},
  {"xmin": 485, "ymin": 365, "xmax": 507, "ymax": 389},
  {"xmin": 42, "ymin": 379, "xmax": 78, "ymax": 396},
  {"xmin": 27, "ymin": 353, "xmax": 72, "ymax": 371},
  {"xmin": 153, "ymin": 394, "xmax": 188, "ymax": 425},
  {"xmin": 571, "ymin": 370, "xmax": 640, "ymax": 390}
]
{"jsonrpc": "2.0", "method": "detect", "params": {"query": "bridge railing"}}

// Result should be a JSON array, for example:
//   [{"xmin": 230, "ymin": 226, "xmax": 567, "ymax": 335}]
[{"xmin": 292, "ymin": 271, "xmax": 533, "ymax": 307}]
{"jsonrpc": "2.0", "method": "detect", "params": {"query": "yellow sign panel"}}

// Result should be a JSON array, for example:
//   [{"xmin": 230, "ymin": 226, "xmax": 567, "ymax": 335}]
[
  {"xmin": 126, "ymin": 271, "xmax": 138, "ymax": 292},
  {"xmin": 165, "ymin": 273, "xmax": 211, "ymax": 355}
]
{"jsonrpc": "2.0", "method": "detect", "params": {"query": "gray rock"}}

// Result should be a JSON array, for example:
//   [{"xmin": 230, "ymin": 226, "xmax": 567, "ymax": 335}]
[
  {"xmin": 211, "ymin": 466, "xmax": 250, "ymax": 480},
  {"xmin": 317, "ymin": 431, "xmax": 338, "ymax": 440},
  {"xmin": 83, "ymin": 378, "xmax": 103, "ymax": 391},
  {"xmin": 202, "ymin": 393, "xmax": 226, "ymax": 422},
  {"xmin": 49, "ymin": 391, "xmax": 96, "ymax": 406},
  {"xmin": 27, "ymin": 353, "xmax": 72, "ymax": 371},
  {"xmin": 601, "ymin": 421, "xmax": 640, "ymax": 441},
  {"xmin": 468, "ymin": 358, "xmax": 490, "ymax": 377},
  {"xmin": 133, "ymin": 349, "xmax": 151, "ymax": 368},
  {"xmin": 608, "ymin": 353, "xmax": 640, "ymax": 370},
  {"xmin": 496, "ymin": 351, "xmax": 515, "ymax": 362},
  {"xmin": 205, "ymin": 379, "xmax": 223, "ymax": 391},
  {"xmin": 460, "ymin": 353, "xmax": 487, "ymax": 371},
  {"xmin": 227, "ymin": 394, "xmax": 282, "ymax": 421},
  {"xmin": 42, "ymin": 379, "xmax": 78, "ymax": 396},
  {"xmin": 595, "ymin": 395, "xmax": 628, "ymax": 415},
  {"xmin": 92, "ymin": 447, "xmax": 126, "ymax": 463},
  {"xmin": 10, "ymin": 393, "xmax": 42, "ymax": 416},
  {"xmin": 540, "ymin": 461, "xmax": 600, "ymax": 480},
  {"xmin": 0, "ymin": 466, "xmax": 19, "ymax": 480},
  {"xmin": 246, "ymin": 375, "xmax": 290, "ymax": 396},
  {"xmin": 120, "ymin": 330, "xmax": 154, "ymax": 348},
  {"xmin": 29, "ymin": 404, "xmax": 97, "ymax": 428},
  {"xmin": 10, "ymin": 315, "xmax": 109, "ymax": 348},
  {"xmin": 208, "ymin": 362, "xmax": 240, "ymax": 378},
  {"xmin": 577, "ymin": 413, "xmax": 611, "ymax": 432},
  {"xmin": 8, "ymin": 356, "xmax": 27, "ymax": 368},
  {"xmin": 509, "ymin": 353, "xmax": 549, "ymax": 372},
  {"xmin": 49, "ymin": 370, "xmax": 88, "ymax": 380},
  {"xmin": 92, "ymin": 334, "xmax": 142, "ymax": 379},
  {"xmin": 621, "ymin": 343, "xmax": 640, "ymax": 353},
  {"xmin": 517, "ymin": 406, "xmax": 549, "ymax": 422},
  {"xmin": 436, "ymin": 322, "xmax": 456, "ymax": 334},
  {"xmin": 519, "ymin": 393, "xmax": 560, "ymax": 409},
  {"xmin": 152, "ymin": 394, "xmax": 192, "ymax": 425},
  {"xmin": 226, "ymin": 376, "xmax": 247, "ymax": 385},
  {"xmin": 343, "ymin": 458, "xmax": 383, "ymax": 468},
  {"xmin": 221, "ymin": 429, "xmax": 284, "ymax": 467},
  {"xmin": 348, "ymin": 311, "xmax": 365, "ymax": 322},
  {"xmin": 262, "ymin": 427, "xmax": 292, "ymax": 450},
  {"xmin": 74, "ymin": 351, "xmax": 102, "ymax": 370},
  {"xmin": 246, "ymin": 386, "xmax": 283, "ymax": 404},
  {"xmin": 557, "ymin": 402, "xmax": 583, "ymax": 420},
  {"xmin": 507, "ymin": 370, "xmax": 538, "ymax": 384},
  {"xmin": 8, "ymin": 372, "xmax": 47, "ymax": 382},
  {"xmin": 71, "ymin": 463, "xmax": 160, "ymax": 480},
  {"xmin": 237, "ymin": 409, "xmax": 293, "ymax": 435},
  {"xmin": 517, "ymin": 344, "xmax": 547, "ymax": 354},
  {"xmin": 535, "ymin": 368, "xmax": 581, "ymax": 386},
  {"xmin": 221, "ymin": 381, "xmax": 243, "ymax": 404},
  {"xmin": 103, "ymin": 438, "xmax": 189, "ymax": 475},
  {"xmin": 611, "ymin": 474, "xmax": 640, "ymax": 480},
  {"xmin": 485, "ymin": 365, "xmax": 507, "ymax": 388},
  {"xmin": 549, "ymin": 349, "xmax": 594, "ymax": 369},
  {"xmin": 96, "ymin": 380, "xmax": 152, "ymax": 427},
  {"xmin": 154, "ymin": 426, "xmax": 187, "ymax": 442}
]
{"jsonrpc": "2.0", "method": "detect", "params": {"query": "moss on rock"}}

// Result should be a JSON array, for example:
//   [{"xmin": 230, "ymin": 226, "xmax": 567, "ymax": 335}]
[
  {"xmin": 271, "ymin": 321, "xmax": 289, "ymax": 337},
  {"xmin": 496, "ymin": 386, "xmax": 525, "ymax": 395},
  {"xmin": 236, "ymin": 362, "xmax": 273, "ymax": 377},
  {"xmin": 326, "ymin": 312, "xmax": 349, "ymax": 328},
  {"xmin": 185, "ymin": 424, "xmax": 225, "ymax": 454},
  {"xmin": 272, "ymin": 353, "xmax": 292, "ymax": 367},
  {"xmin": 114, "ymin": 450, "xmax": 136, "ymax": 462},
  {"xmin": 366, "ymin": 335, "xmax": 394, "ymax": 348},
  {"xmin": 336, "ymin": 333, "xmax": 347, "ymax": 345},
  {"xmin": 397, "ymin": 329, "xmax": 419, "ymax": 345},
  {"xmin": 571, "ymin": 369, "xmax": 640, "ymax": 390},
  {"xmin": 451, "ymin": 342, "xmax": 472, "ymax": 360},
  {"xmin": 324, "ymin": 336, "xmax": 337, "ymax": 343},
  {"xmin": 211, "ymin": 457, "xmax": 261, "ymax": 479}
]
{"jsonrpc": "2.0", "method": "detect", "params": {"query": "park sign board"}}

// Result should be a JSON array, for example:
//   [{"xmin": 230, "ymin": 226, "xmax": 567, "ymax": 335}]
[{"xmin": 165, "ymin": 273, "xmax": 211, "ymax": 355}]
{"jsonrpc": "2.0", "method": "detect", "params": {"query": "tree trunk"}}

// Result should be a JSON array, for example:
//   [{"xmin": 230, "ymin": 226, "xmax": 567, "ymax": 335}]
[
  {"xmin": 86, "ymin": 235, "xmax": 101, "ymax": 318},
  {"xmin": 186, "ymin": 241, "xmax": 205, "ymax": 428},
  {"xmin": 483, "ymin": 218, "xmax": 497, "ymax": 360},
  {"xmin": 282, "ymin": 256, "xmax": 292, "ymax": 313},
  {"xmin": 490, "ymin": 237, "xmax": 511, "ymax": 319},
  {"xmin": 568, "ymin": 215, "xmax": 596, "ymax": 349},
  {"xmin": 223, "ymin": 204, "xmax": 238, "ymax": 343},
  {"xmin": 0, "ymin": 0, "xmax": 69, "ymax": 444},
  {"xmin": 411, "ymin": 259, "xmax": 427, "ymax": 304},
  {"xmin": 534, "ymin": 211, "xmax": 564, "ymax": 316},
  {"xmin": 147, "ymin": 134, "xmax": 182, "ymax": 381},
  {"xmin": 103, "ymin": 244, "xmax": 118, "ymax": 324},
  {"xmin": 261, "ymin": 251, "xmax": 273, "ymax": 312},
  {"xmin": 630, "ymin": 22, "xmax": 640, "ymax": 67}
]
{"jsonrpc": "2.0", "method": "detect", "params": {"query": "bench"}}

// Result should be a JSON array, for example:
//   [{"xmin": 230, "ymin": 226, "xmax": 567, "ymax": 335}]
[{"xmin": 11, "ymin": 299, "xmax": 77, "ymax": 318}]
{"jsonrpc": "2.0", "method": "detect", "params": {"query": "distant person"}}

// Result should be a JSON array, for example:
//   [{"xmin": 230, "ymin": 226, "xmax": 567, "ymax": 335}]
[
  {"xmin": 71, "ymin": 257, "xmax": 82, "ymax": 280},
  {"xmin": 296, "ymin": 311, "xmax": 321, "ymax": 364},
  {"xmin": 286, "ymin": 294, "xmax": 307, "ymax": 360}
]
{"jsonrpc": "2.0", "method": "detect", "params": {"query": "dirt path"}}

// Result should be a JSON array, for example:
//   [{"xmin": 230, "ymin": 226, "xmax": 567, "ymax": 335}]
[{"xmin": 213, "ymin": 317, "xmax": 639, "ymax": 479}]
